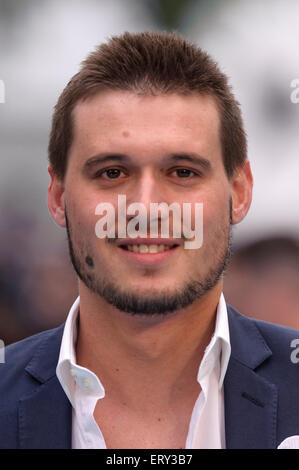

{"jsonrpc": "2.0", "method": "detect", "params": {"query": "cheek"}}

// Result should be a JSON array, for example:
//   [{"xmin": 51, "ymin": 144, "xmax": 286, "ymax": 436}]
[
  {"xmin": 65, "ymin": 192, "xmax": 100, "ymax": 243},
  {"xmin": 201, "ymin": 193, "xmax": 231, "ymax": 243},
  {"xmin": 187, "ymin": 194, "xmax": 220, "ymax": 227},
  {"xmin": 205, "ymin": 182, "xmax": 231, "ymax": 217}
]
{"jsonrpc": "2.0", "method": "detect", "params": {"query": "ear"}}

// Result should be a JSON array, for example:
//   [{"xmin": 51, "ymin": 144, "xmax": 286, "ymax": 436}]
[
  {"xmin": 47, "ymin": 166, "xmax": 66, "ymax": 227},
  {"xmin": 231, "ymin": 160, "xmax": 253, "ymax": 224}
]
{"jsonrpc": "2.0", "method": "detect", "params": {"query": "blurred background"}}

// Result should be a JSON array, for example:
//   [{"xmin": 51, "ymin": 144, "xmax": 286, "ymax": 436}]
[{"xmin": 1, "ymin": 0, "xmax": 299, "ymax": 344}]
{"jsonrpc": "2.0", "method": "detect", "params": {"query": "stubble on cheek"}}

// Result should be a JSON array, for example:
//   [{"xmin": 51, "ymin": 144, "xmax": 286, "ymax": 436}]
[
  {"xmin": 65, "ymin": 208, "xmax": 97, "ymax": 280},
  {"xmin": 192, "ymin": 198, "xmax": 232, "ymax": 279}
]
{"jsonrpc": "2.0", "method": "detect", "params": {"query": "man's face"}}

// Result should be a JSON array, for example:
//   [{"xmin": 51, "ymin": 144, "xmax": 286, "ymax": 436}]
[{"xmin": 52, "ymin": 91, "xmax": 242, "ymax": 315}]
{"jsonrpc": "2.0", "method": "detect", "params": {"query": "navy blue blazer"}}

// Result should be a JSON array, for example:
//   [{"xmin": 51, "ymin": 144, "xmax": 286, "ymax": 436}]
[{"xmin": 1, "ymin": 304, "xmax": 299, "ymax": 449}]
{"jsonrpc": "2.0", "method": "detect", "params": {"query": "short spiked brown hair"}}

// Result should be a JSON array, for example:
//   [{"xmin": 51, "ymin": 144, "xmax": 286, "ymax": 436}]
[{"xmin": 48, "ymin": 31, "xmax": 247, "ymax": 180}]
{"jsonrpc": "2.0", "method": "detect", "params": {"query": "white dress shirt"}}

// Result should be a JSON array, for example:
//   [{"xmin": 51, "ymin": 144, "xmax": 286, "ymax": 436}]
[{"xmin": 56, "ymin": 293, "xmax": 231, "ymax": 449}]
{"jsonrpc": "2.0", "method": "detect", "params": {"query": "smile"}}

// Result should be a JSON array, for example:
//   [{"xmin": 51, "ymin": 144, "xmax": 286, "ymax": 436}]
[
  {"xmin": 116, "ymin": 239, "xmax": 180, "ymax": 265},
  {"xmin": 120, "ymin": 244, "xmax": 178, "ymax": 253}
]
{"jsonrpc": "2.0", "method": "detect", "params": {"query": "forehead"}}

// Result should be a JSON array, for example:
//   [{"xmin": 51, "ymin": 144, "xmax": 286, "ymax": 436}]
[{"xmin": 70, "ymin": 90, "xmax": 222, "ymax": 161}]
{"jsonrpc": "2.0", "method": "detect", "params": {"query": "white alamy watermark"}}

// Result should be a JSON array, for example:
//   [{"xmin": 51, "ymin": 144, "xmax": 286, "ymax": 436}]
[
  {"xmin": 0, "ymin": 339, "xmax": 5, "ymax": 363},
  {"xmin": 0, "ymin": 80, "xmax": 5, "ymax": 104},
  {"xmin": 290, "ymin": 78, "xmax": 299, "ymax": 104},
  {"xmin": 94, "ymin": 195, "xmax": 203, "ymax": 249},
  {"xmin": 290, "ymin": 339, "xmax": 299, "ymax": 364}
]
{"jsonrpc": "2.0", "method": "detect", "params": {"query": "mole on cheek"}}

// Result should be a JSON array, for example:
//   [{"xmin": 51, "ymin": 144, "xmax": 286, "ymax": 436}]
[
  {"xmin": 122, "ymin": 131, "xmax": 130, "ymax": 138},
  {"xmin": 85, "ymin": 256, "xmax": 94, "ymax": 268}
]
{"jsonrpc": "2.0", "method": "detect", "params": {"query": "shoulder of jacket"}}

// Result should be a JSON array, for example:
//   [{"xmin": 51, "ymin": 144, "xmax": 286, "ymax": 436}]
[{"xmin": 0, "ymin": 325, "xmax": 64, "ymax": 393}]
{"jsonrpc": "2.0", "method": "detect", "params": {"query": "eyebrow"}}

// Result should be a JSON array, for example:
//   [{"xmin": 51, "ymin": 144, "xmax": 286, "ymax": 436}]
[
  {"xmin": 82, "ymin": 152, "xmax": 212, "ymax": 174},
  {"xmin": 82, "ymin": 154, "xmax": 132, "ymax": 174},
  {"xmin": 166, "ymin": 154, "xmax": 212, "ymax": 172}
]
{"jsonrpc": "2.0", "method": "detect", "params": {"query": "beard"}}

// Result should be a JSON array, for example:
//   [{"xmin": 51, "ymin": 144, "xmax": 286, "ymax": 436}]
[{"xmin": 65, "ymin": 204, "xmax": 232, "ymax": 316}]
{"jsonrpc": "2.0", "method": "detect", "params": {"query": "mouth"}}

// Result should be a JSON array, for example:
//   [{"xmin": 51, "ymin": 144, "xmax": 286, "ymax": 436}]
[
  {"xmin": 119, "ymin": 243, "xmax": 179, "ymax": 253},
  {"xmin": 115, "ymin": 239, "xmax": 181, "ymax": 265}
]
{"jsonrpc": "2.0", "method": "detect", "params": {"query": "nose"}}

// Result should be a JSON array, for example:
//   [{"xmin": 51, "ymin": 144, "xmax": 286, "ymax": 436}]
[
  {"xmin": 125, "ymin": 168, "xmax": 172, "ymax": 233},
  {"xmin": 127, "ymin": 168, "xmax": 166, "ymax": 212}
]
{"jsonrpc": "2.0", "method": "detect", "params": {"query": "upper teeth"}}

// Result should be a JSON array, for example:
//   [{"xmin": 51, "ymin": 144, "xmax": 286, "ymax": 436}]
[{"xmin": 126, "ymin": 244, "xmax": 173, "ymax": 253}]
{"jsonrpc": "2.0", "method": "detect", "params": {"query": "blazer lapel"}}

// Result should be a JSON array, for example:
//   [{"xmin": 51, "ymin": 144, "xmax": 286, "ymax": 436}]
[
  {"xmin": 224, "ymin": 306, "xmax": 278, "ymax": 449},
  {"xmin": 18, "ymin": 325, "xmax": 72, "ymax": 449}
]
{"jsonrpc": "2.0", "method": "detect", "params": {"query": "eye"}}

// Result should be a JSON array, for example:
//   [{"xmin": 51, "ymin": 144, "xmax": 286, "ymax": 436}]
[
  {"xmin": 173, "ymin": 168, "xmax": 196, "ymax": 178},
  {"xmin": 98, "ymin": 168, "xmax": 125, "ymax": 179}
]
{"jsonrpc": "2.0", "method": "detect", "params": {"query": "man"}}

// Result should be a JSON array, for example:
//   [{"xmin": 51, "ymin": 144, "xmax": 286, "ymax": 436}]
[{"xmin": 1, "ymin": 31, "xmax": 299, "ymax": 449}]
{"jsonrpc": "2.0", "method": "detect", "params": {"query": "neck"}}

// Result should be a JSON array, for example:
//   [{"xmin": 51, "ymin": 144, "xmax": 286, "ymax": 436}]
[{"xmin": 76, "ymin": 281, "xmax": 222, "ymax": 409}]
